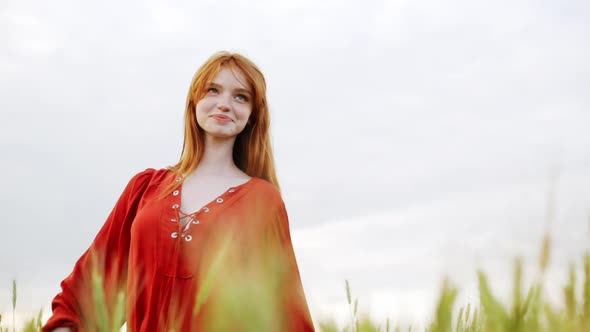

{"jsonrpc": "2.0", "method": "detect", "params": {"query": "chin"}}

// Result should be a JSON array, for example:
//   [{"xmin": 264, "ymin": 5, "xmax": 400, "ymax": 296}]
[{"xmin": 205, "ymin": 131, "xmax": 238, "ymax": 139}]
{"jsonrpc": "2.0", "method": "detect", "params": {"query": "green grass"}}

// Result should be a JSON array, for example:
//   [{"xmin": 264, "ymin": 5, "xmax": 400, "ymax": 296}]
[
  {"xmin": 2, "ymin": 231, "xmax": 589, "ymax": 331},
  {"xmin": 318, "ymin": 232, "xmax": 590, "ymax": 332}
]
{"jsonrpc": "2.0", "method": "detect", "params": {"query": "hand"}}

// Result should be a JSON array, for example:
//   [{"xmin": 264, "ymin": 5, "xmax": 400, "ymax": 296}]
[{"xmin": 51, "ymin": 328, "xmax": 72, "ymax": 332}]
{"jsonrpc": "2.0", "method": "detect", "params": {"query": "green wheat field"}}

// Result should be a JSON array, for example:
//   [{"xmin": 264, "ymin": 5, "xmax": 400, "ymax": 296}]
[{"xmin": 1, "ymin": 228, "xmax": 589, "ymax": 332}]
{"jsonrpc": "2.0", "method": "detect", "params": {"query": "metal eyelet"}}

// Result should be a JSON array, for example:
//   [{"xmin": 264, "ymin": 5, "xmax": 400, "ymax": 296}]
[
  {"xmin": 228, "ymin": 188, "xmax": 235, "ymax": 193},
  {"xmin": 175, "ymin": 177, "xmax": 182, "ymax": 182},
  {"xmin": 170, "ymin": 218, "xmax": 178, "ymax": 222},
  {"xmin": 185, "ymin": 235, "xmax": 192, "ymax": 242},
  {"xmin": 173, "ymin": 190, "xmax": 179, "ymax": 196},
  {"xmin": 172, "ymin": 204, "xmax": 179, "ymax": 209},
  {"xmin": 192, "ymin": 220, "xmax": 200, "ymax": 224},
  {"xmin": 171, "ymin": 232, "xmax": 178, "ymax": 238},
  {"xmin": 216, "ymin": 198, "xmax": 224, "ymax": 203},
  {"xmin": 203, "ymin": 207, "xmax": 209, "ymax": 212}
]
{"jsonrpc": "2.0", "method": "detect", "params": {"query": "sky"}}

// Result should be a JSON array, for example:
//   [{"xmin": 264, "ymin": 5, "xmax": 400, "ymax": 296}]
[{"xmin": 1, "ymin": 0, "xmax": 590, "ymax": 329}]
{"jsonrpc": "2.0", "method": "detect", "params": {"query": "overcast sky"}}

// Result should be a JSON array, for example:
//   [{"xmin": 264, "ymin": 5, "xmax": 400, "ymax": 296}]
[{"xmin": 1, "ymin": 0, "xmax": 589, "ymax": 329}]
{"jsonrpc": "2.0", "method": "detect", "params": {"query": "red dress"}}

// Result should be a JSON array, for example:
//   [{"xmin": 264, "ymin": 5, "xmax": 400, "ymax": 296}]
[{"xmin": 43, "ymin": 168, "xmax": 315, "ymax": 331}]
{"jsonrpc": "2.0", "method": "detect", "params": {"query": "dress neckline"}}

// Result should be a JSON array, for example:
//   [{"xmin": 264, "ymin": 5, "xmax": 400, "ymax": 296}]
[{"xmin": 177, "ymin": 176, "xmax": 256, "ymax": 217}]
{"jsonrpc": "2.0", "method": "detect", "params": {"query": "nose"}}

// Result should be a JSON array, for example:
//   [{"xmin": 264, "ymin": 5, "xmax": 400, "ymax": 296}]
[{"xmin": 216, "ymin": 93, "xmax": 231, "ymax": 112}]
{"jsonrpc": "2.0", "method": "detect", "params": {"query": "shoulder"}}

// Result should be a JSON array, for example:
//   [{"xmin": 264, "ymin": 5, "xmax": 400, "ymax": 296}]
[
  {"xmin": 127, "ymin": 167, "xmax": 173, "ymax": 191},
  {"xmin": 250, "ymin": 178, "xmax": 282, "ymax": 202},
  {"xmin": 248, "ymin": 178, "xmax": 287, "ymax": 214}
]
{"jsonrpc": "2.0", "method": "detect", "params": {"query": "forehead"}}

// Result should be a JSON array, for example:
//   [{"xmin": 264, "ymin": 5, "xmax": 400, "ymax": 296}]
[{"xmin": 210, "ymin": 66, "xmax": 251, "ymax": 91}]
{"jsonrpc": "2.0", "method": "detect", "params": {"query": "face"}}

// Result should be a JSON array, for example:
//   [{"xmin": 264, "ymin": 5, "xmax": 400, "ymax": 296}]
[{"xmin": 195, "ymin": 66, "xmax": 253, "ymax": 141}]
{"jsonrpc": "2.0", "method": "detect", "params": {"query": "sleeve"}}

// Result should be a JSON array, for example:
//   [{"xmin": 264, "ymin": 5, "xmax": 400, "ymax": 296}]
[
  {"xmin": 42, "ymin": 169, "xmax": 155, "ymax": 332},
  {"xmin": 266, "ymin": 196, "xmax": 315, "ymax": 332}
]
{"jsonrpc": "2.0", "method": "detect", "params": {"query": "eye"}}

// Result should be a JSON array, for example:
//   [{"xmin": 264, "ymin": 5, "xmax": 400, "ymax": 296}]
[
  {"xmin": 235, "ymin": 94, "xmax": 249, "ymax": 102},
  {"xmin": 207, "ymin": 87, "xmax": 218, "ymax": 94}
]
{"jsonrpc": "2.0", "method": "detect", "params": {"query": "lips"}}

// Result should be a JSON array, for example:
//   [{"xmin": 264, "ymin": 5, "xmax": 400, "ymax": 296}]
[{"xmin": 211, "ymin": 114, "xmax": 233, "ymax": 122}]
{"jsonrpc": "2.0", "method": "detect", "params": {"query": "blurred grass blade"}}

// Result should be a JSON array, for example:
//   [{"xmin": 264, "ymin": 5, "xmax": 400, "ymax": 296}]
[{"xmin": 12, "ymin": 280, "xmax": 16, "ymax": 332}]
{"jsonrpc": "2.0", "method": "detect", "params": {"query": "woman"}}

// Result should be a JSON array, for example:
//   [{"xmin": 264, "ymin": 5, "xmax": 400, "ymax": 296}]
[{"xmin": 43, "ymin": 51, "xmax": 315, "ymax": 331}]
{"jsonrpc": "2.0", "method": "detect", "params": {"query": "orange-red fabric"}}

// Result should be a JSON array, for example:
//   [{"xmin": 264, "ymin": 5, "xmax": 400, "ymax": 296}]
[{"xmin": 43, "ymin": 168, "xmax": 314, "ymax": 331}]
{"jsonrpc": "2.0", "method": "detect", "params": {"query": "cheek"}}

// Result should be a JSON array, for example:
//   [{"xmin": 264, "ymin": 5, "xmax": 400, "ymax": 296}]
[
  {"xmin": 195, "ymin": 100, "xmax": 212, "ymax": 120},
  {"xmin": 238, "ymin": 106, "xmax": 253, "ymax": 121},
  {"xmin": 195, "ymin": 100, "xmax": 206, "ymax": 114},
  {"xmin": 194, "ymin": 102, "xmax": 209, "ymax": 127}
]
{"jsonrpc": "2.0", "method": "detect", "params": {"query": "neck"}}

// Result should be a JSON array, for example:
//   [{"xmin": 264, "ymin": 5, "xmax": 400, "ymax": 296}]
[{"xmin": 194, "ymin": 135, "xmax": 240, "ymax": 176}]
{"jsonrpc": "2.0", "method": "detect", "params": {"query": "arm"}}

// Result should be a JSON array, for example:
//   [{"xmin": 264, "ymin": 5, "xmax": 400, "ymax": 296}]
[
  {"xmin": 42, "ymin": 169, "xmax": 155, "ymax": 332},
  {"xmin": 267, "ymin": 197, "xmax": 315, "ymax": 332}
]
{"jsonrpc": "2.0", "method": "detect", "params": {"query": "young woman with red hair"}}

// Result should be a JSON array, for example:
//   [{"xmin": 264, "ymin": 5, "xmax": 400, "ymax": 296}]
[{"xmin": 43, "ymin": 52, "xmax": 315, "ymax": 332}]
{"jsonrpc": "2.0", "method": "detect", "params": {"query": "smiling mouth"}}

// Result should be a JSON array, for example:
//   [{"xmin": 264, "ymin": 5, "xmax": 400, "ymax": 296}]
[{"xmin": 211, "ymin": 115, "xmax": 233, "ymax": 122}]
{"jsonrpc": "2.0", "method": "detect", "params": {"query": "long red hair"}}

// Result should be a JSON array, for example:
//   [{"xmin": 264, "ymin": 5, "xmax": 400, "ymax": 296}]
[{"xmin": 162, "ymin": 51, "xmax": 279, "ymax": 196}]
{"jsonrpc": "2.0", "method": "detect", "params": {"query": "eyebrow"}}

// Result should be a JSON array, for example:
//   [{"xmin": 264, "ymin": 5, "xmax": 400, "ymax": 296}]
[{"xmin": 208, "ymin": 82, "xmax": 252, "ymax": 95}]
